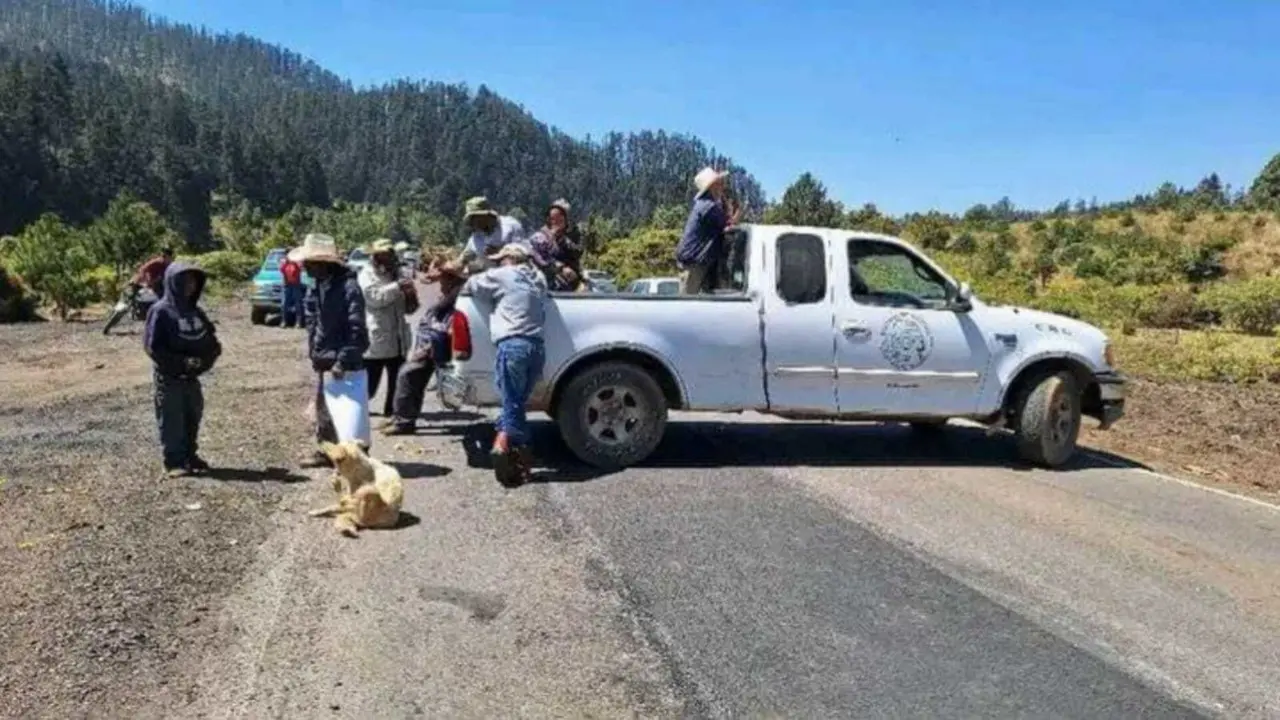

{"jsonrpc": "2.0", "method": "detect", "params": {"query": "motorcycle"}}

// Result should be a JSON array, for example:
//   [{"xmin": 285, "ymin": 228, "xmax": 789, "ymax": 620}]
[{"xmin": 102, "ymin": 284, "xmax": 158, "ymax": 335}]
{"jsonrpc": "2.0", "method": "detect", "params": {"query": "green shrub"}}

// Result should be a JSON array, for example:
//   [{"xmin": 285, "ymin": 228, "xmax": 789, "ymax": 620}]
[
  {"xmin": 84, "ymin": 265, "xmax": 120, "ymax": 303},
  {"xmin": 0, "ymin": 263, "xmax": 38, "ymax": 322},
  {"xmin": 1197, "ymin": 277, "xmax": 1280, "ymax": 335},
  {"xmin": 1114, "ymin": 329, "xmax": 1280, "ymax": 383},
  {"xmin": 195, "ymin": 250, "xmax": 260, "ymax": 284},
  {"xmin": 1, "ymin": 214, "xmax": 96, "ymax": 320}
]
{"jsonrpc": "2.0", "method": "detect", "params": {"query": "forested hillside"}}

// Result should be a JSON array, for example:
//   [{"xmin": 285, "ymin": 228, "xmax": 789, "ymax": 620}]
[{"xmin": 0, "ymin": 0, "xmax": 764, "ymax": 244}]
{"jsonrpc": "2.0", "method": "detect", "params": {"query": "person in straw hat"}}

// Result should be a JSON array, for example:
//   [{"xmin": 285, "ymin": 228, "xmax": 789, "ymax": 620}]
[
  {"xmin": 456, "ymin": 196, "xmax": 527, "ymax": 274},
  {"xmin": 529, "ymin": 198, "xmax": 586, "ymax": 292},
  {"xmin": 462, "ymin": 243, "xmax": 548, "ymax": 486},
  {"xmin": 358, "ymin": 238, "xmax": 416, "ymax": 418},
  {"xmin": 381, "ymin": 256, "xmax": 468, "ymax": 435},
  {"xmin": 674, "ymin": 166, "xmax": 742, "ymax": 294},
  {"xmin": 289, "ymin": 233, "xmax": 371, "ymax": 468}
]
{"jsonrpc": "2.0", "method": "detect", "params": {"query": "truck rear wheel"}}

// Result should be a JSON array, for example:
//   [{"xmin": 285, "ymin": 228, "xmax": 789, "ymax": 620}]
[
  {"xmin": 555, "ymin": 361, "xmax": 667, "ymax": 470},
  {"xmin": 1014, "ymin": 370, "xmax": 1082, "ymax": 468}
]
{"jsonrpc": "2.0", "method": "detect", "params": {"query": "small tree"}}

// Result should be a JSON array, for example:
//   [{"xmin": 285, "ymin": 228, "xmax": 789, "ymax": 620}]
[
  {"xmin": 86, "ymin": 192, "xmax": 176, "ymax": 284},
  {"xmin": 5, "ymin": 215, "xmax": 95, "ymax": 321}
]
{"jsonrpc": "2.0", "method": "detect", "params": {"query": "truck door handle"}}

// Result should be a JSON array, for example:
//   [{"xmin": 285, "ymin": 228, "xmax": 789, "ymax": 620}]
[{"xmin": 840, "ymin": 321, "xmax": 871, "ymax": 338}]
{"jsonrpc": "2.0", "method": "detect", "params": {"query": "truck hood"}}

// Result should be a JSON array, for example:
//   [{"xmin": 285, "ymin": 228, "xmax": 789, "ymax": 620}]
[
  {"xmin": 253, "ymin": 268, "xmax": 315, "ymax": 286},
  {"xmin": 978, "ymin": 301, "xmax": 1110, "ymax": 353}
]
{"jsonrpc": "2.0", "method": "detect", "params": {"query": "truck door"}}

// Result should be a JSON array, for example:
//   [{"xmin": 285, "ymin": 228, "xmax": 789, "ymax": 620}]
[
  {"xmin": 760, "ymin": 231, "xmax": 838, "ymax": 414},
  {"xmin": 833, "ymin": 237, "xmax": 992, "ymax": 416}
]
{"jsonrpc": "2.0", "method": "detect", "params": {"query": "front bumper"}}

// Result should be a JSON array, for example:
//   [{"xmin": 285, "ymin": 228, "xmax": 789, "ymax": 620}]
[{"xmin": 1093, "ymin": 370, "xmax": 1126, "ymax": 430}]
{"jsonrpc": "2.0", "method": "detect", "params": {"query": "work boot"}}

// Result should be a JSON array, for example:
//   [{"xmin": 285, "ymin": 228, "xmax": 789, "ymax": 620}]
[
  {"xmin": 163, "ymin": 465, "xmax": 190, "ymax": 479},
  {"xmin": 490, "ymin": 432, "xmax": 520, "ymax": 488},
  {"xmin": 186, "ymin": 455, "xmax": 211, "ymax": 474},
  {"xmin": 512, "ymin": 446, "xmax": 535, "ymax": 484}
]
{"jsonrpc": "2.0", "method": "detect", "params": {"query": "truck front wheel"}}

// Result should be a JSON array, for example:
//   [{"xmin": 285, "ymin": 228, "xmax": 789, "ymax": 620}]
[
  {"xmin": 1014, "ymin": 370, "xmax": 1082, "ymax": 468},
  {"xmin": 555, "ymin": 361, "xmax": 668, "ymax": 470},
  {"xmin": 250, "ymin": 307, "xmax": 268, "ymax": 325}
]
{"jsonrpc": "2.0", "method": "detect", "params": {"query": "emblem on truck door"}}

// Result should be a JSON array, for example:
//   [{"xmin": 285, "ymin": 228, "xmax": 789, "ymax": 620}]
[{"xmin": 879, "ymin": 312, "xmax": 934, "ymax": 372}]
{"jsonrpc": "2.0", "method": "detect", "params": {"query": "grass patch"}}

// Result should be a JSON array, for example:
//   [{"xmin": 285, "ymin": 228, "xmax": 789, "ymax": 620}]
[{"xmin": 1110, "ymin": 328, "xmax": 1280, "ymax": 383}]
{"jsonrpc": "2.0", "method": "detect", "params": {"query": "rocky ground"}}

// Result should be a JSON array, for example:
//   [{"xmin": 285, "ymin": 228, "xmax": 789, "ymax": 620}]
[{"xmin": 0, "ymin": 297, "xmax": 1277, "ymax": 718}]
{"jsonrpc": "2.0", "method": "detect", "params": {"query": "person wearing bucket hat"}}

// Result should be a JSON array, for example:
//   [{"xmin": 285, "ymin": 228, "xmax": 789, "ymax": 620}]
[
  {"xmin": 457, "ymin": 196, "xmax": 527, "ymax": 273},
  {"xmin": 675, "ymin": 166, "xmax": 742, "ymax": 294},
  {"xmin": 358, "ymin": 238, "xmax": 416, "ymax": 418},
  {"xmin": 290, "ymin": 233, "xmax": 371, "ymax": 468},
  {"xmin": 529, "ymin": 198, "xmax": 586, "ymax": 292},
  {"xmin": 461, "ymin": 242, "xmax": 548, "ymax": 486},
  {"xmin": 382, "ymin": 257, "xmax": 468, "ymax": 435}
]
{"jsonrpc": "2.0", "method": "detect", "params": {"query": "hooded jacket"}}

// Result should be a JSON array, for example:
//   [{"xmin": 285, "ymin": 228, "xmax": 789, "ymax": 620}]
[
  {"xmin": 143, "ymin": 262, "xmax": 222, "ymax": 379},
  {"xmin": 308, "ymin": 265, "xmax": 370, "ymax": 372}
]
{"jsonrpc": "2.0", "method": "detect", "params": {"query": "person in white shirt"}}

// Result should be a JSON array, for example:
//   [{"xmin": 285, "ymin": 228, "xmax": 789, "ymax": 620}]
[{"xmin": 457, "ymin": 196, "xmax": 526, "ymax": 272}]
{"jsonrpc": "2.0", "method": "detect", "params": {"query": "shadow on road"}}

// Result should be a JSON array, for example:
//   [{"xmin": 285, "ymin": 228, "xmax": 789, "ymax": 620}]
[
  {"xmin": 206, "ymin": 466, "xmax": 310, "ymax": 483},
  {"xmin": 459, "ymin": 419, "xmax": 1151, "ymax": 485},
  {"xmin": 389, "ymin": 461, "xmax": 452, "ymax": 480}
]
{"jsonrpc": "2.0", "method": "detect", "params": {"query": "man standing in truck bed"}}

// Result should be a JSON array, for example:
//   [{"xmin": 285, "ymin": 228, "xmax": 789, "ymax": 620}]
[
  {"xmin": 675, "ymin": 167, "xmax": 741, "ymax": 294},
  {"xmin": 456, "ymin": 196, "xmax": 526, "ymax": 274}
]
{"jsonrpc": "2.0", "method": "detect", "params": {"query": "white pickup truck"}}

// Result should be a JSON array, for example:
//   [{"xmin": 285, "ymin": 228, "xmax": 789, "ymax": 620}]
[{"xmin": 437, "ymin": 224, "xmax": 1126, "ymax": 470}]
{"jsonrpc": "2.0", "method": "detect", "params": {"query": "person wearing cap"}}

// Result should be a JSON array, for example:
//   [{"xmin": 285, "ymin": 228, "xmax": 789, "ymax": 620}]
[
  {"xmin": 289, "ymin": 233, "xmax": 371, "ymax": 468},
  {"xmin": 462, "ymin": 243, "xmax": 548, "ymax": 486},
  {"xmin": 382, "ymin": 258, "xmax": 467, "ymax": 435},
  {"xmin": 358, "ymin": 238, "xmax": 416, "ymax": 417},
  {"xmin": 675, "ymin": 167, "xmax": 742, "ymax": 294},
  {"xmin": 529, "ymin": 198, "xmax": 586, "ymax": 292},
  {"xmin": 457, "ymin": 196, "xmax": 527, "ymax": 273}
]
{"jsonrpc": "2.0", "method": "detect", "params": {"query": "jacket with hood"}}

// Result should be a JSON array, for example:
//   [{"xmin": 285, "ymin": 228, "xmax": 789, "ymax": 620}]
[
  {"xmin": 309, "ymin": 265, "xmax": 370, "ymax": 373},
  {"xmin": 357, "ymin": 262, "xmax": 412, "ymax": 359},
  {"xmin": 143, "ymin": 262, "xmax": 222, "ymax": 379}
]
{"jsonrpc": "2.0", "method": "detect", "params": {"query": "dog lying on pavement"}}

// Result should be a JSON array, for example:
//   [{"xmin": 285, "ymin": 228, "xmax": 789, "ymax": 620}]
[{"xmin": 307, "ymin": 440, "xmax": 404, "ymax": 537}]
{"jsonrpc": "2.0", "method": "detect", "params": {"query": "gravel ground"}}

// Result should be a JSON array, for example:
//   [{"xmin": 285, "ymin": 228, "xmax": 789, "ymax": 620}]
[{"xmin": 0, "ymin": 301, "xmax": 318, "ymax": 719}]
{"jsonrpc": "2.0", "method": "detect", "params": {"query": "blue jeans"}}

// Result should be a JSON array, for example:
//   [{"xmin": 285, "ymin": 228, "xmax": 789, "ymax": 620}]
[
  {"xmin": 494, "ymin": 336, "xmax": 545, "ymax": 447},
  {"xmin": 281, "ymin": 284, "xmax": 305, "ymax": 327}
]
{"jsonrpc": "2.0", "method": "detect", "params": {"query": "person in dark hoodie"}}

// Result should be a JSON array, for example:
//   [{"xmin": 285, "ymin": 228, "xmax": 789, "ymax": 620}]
[
  {"xmin": 143, "ymin": 261, "xmax": 222, "ymax": 478},
  {"xmin": 289, "ymin": 233, "xmax": 371, "ymax": 469}
]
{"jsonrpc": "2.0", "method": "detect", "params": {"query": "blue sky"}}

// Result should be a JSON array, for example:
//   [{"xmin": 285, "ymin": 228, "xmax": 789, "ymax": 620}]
[{"xmin": 135, "ymin": 0, "xmax": 1279, "ymax": 215}]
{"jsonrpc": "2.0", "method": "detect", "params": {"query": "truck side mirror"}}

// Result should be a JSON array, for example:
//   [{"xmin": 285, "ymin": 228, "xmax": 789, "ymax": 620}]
[{"xmin": 950, "ymin": 282, "xmax": 974, "ymax": 312}]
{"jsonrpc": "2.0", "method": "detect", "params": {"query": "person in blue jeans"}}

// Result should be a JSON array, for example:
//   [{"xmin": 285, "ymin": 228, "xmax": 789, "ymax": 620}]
[{"xmin": 462, "ymin": 243, "xmax": 548, "ymax": 486}]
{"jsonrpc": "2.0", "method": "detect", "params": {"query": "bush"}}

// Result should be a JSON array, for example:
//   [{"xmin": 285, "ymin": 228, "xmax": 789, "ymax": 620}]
[
  {"xmin": 1114, "ymin": 329, "xmax": 1280, "ymax": 383},
  {"xmin": 84, "ymin": 265, "xmax": 120, "ymax": 304},
  {"xmin": 1, "ymin": 214, "xmax": 96, "ymax": 320},
  {"xmin": 1196, "ymin": 277, "xmax": 1280, "ymax": 335},
  {"xmin": 196, "ymin": 250, "xmax": 260, "ymax": 285},
  {"xmin": 1138, "ymin": 287, "xmax": 1200, "ymax": 329},
  {"xmin": 0, "ymin": 263, "xmax": 38, "ymax": 322}
]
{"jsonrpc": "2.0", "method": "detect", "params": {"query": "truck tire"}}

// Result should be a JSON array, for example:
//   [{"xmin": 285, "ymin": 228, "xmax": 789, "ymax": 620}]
[
  {"xmin": 1014, "ymin": 370, "xmax": 1081, "ymax": 468},
  {"xmin": 555, "ymin": 361, "xmax": 668, "ymax": 470},
  {"xmin": 250, "ymin": 307, "xmax": 268, "ymax": 325}
]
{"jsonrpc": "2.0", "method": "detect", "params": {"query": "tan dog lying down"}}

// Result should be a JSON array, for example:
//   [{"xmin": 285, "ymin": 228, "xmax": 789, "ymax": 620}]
[{"xmin": 308, "ymin": 441, "xmax": 404, "ymax": 537}]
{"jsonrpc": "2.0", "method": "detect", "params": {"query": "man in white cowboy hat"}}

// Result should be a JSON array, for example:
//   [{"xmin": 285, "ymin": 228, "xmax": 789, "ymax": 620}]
[
  {"xmin": 675, "ymin": 166, "xmax": 742, "ymax": 294},
  {"xmin": 456, "ymin": 196, "xmax": 527, "ymax": 274},
  {"xmin": 462, "ymin": 242, "xmax": 548, "ymax": 486},
  {"xmin": 289, "ymin": 233, "xmax": 371, "ymax": 468}
]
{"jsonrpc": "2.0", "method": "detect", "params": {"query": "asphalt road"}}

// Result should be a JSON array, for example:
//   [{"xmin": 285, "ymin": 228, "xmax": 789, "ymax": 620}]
[{"xmin": 168, "ymin": 284, "xmax": 1280, "ymax": 719}]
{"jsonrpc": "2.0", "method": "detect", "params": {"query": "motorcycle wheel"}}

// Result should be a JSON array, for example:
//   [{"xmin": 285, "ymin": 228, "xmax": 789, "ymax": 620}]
[{"xmin": 103, "ymin": 306, "xmax": 127, "ymax": 335}]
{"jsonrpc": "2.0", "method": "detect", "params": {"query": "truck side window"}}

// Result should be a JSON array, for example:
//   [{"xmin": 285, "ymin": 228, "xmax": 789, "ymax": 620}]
[
  {"xmin": 723, "ymin": 228, "xmax": 750, "ymax": 292},
  {"xmin": 776, "ymin": 233, "xmax": 826, "ymax": 304},
  {"xmin": 847, "ymin": 239, "xmax": 949, "ymax": 309}
]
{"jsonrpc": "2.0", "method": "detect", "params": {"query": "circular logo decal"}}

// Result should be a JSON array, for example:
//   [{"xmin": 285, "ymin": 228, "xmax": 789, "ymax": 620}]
[{"xmin": 879, "ymin": 312, "xmax": 935, "ymax": 372}]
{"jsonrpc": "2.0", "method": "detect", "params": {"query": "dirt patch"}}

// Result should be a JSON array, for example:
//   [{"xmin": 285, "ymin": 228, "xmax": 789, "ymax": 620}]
[
  {"xmin": 0, "ymin": 299, "xmax": 319, "ymax": 718},
  {"xmin": 1082, "ymin": 378, "xmax": 1280, "ymax": 498}
]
